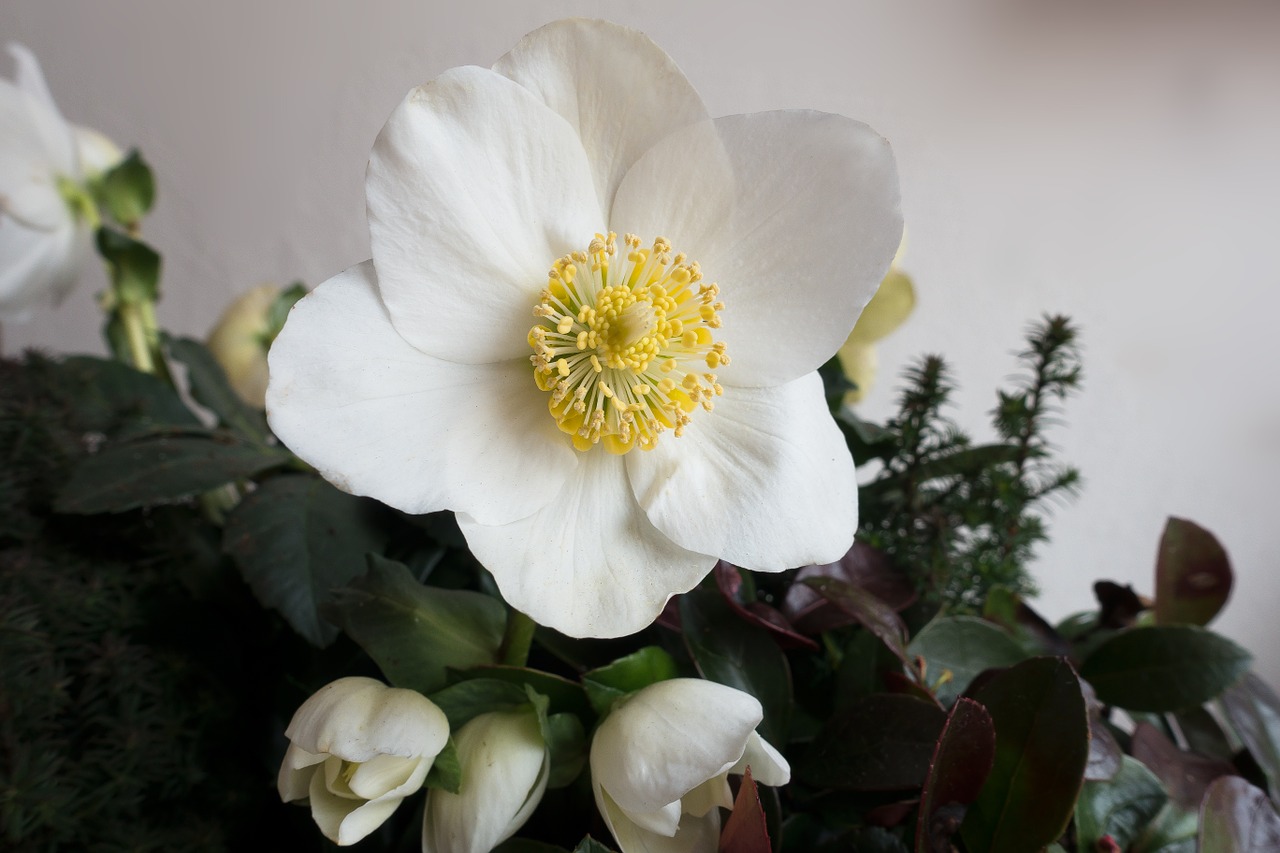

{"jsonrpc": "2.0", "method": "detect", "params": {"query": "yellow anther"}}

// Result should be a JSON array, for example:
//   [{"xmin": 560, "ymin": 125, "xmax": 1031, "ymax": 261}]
[{"xmin": 590, "ymin": 354, "xmax": 603, "ymax": 373}]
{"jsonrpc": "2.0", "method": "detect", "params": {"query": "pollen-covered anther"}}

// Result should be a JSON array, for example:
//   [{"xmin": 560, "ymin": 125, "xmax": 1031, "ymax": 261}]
[{"xmin": 528, "ymin": 234, "xmax": 727, "ymax": 454}]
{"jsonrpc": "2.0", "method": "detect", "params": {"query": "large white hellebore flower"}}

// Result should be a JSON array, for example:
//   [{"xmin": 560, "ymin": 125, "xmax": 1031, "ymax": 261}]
[
  {"xmin": 267, "ymin": 19, "xmax": 902, "ymax": 638},
  {"xmin": 278, "ymin": 676, "xmax": 449, "ymax": 846},
  {"xmin": 590, "ymin": 678, "xmax": 790, "ymax": 853},
  {"xmin": 423, "ymin": 709, "xmax": 549, "ymax": 853},
  {"xmin": 0, "ymin": 44, "xmax": 121, "ymax": 320}
]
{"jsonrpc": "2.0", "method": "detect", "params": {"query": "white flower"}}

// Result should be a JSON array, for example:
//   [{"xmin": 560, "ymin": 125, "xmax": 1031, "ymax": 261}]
[
  {"xmin": 266, "ymin": 19, "xmax": 902, "ymax": 638},
  {"xmin": 278, "ymin": 676, "xmax": 449, "ymax": 846},
  {"xmin": 423, "ymin": 709, "xmax": 549, "ymax": 853},
  {"xmin": 0, "ymin": 44, "xmax": 121, "ymax": 321},
  {"xmin": 207, "ymin": 284, "xmax": 284, "ymax": 407},
  {"xmin": 590, "ymin": 678, "xmax": 790, "ymax": 853}
]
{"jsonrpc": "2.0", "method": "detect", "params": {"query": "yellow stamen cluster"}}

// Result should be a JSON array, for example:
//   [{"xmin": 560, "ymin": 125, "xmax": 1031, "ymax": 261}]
[{"xmin": 529, "ymin": 232, "xmax": 728, "ymax": 454}]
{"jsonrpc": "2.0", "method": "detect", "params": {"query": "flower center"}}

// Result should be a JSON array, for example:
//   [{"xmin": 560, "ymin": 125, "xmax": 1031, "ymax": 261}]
[{"xmin": 529, "ymin": 233, "xmax": 728, "ymax": 455}]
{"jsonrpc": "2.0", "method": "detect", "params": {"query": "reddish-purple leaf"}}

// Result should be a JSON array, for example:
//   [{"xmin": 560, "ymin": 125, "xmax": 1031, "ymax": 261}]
[
  {"xmin": 715, "ymin": 562, "xmax": 819, "ymax": 651},
  {"xmin": 720, "ymin": 767, "xmax": 771, "ymax": 853},
  {"xmin": 798, "ymin": 694, "xmax": 946, "ymax": 791},
  {"xmin": 1132, "ymin": 722, "xmax": 1236, "ymax": 809},
  {"xmin": 783, "ymin": 542, "xmax": 916, "ymax": 634},
  {"xmin": 1200, "ymin": 776, "xmax": 1280, "ymax": 851},
  {"xmin": 800, "ymin": 576, "xmax": 911, "ymax": 667},
  {"xmin": 1154, "ymin": 517, "xmax": 1233, "ymax": 627},
  {"xmin": 1082, "ymin": 679, "xmax": 1123, "ymax": 782},
  {"xmin": 915, "ymin": 698, "xmax": 996, "ymax": 853},
  {"xmin": 1221, "ymin": 673, "xmax": 1280, "ymax": 809}
]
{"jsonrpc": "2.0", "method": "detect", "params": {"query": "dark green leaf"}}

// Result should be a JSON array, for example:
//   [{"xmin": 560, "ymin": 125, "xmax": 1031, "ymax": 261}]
[
  {"xmin": 819, "ymin": 355, "xmax": 856, "ymax": 411},
  {"xmin": 545, "ymin": 713, "xmax": 586, "ymax": 789},
  {"xmin": 428, "ymin": 678, "xmax": 530, "ymax": 729},
  {"xmin": 424, "ymin": 737, "xmax": 461, "ymax": 794},
  {"xmin": 166, "ymin": 336, "xmax": 269, "ymax": 442},
  {"xmin": 721, "ymin": 767, "xmax": 771, "ymax": 853},
  {"xmin": 225, "ymin": 475, "xmax": 387, "ymax": 647},
  {"xmin": 322, "ymin": 553, "xmax": 505, "ymax": 686},
  {"xmin": 1154, "ymin": 517, "xmax": 1232, "ymax": 627},
  {"xmin": 1221, "ymin": 673, "xmax": 1280, "ymax": 809},
  {"xmin": 570, "ymin": 838, "xmax": 618, "ymax": 853},
  {"xmin": 837, "ymin": 408, "xmax": 898, "ymax": 464},
  {"xmin": 96, "ymin": 226, "xmax": 160, "ymax": 303},
  {"xmin": 1076, "ymin": 756, "xmax": 1168, "ymax": 849},
  {"xmin": 915, "ymin": 698, "xmax": 996, "ymax": 853},
  {"xmin": 582, "ymin": 646, "xmax": 678, "ymax": 716},
  {"xmin": 1199, "ymin": 776, "xmax": 1280, "ymax": 851},
  {"xmin": 960, "ymin": 657, "xmax": 1089, "ymax": 852},
  {"xmin": 96, "ymin": 149, "xmax": 155, "ymax": 224},
  {"xmin": 264, "ymin": 282, "xmax": 307, "ymax": 345},
  {"xmin": 1133, "ymin": 804, "xmax": 1198, "ymax": 853},
  {"xmin": 798, "ymin": 694, "xmax": 946, "ymax": 791},
  {"xmin": 54, "ymin": 355, "xmax": 198, "ymax": 435},
  {"xmin": 680, "ymin": 588, "xmax": 792, "ymax": 746},
  {"xmin": 449, "ymin": 666, "xmax": 593, "ymax": 721},
  {"xmin": 907, "ymin": 615, "xmax": 1026, "ymax": 705},
  {"xmin": 1079, "ymin": 626, "xmax": 1251, "ymax": 712},
  {"xmin": 55, "ymin": 431, "xmax": 287, "ymax": 514}
]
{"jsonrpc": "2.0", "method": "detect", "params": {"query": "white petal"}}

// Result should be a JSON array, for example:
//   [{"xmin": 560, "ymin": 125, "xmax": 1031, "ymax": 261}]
[
  {"xmin": 423, "ymin": 710, "xmax": 549, "ymax": 853},
  {"xmin": 73, "ymin": 124, "xmax": 123, "ymax": 176},
  {"xmin": 284, "ymin": 676, "xmax": 449, "ymax": 764},
  {"xmin": 265, "ymin": 260, "xmax": 576, "ymax": 525},
  {"xmin": 0, "ymin": 217, "xmax": 86, "ymax": 321},
  {"xmin": 493, "ymin": 18, "xmax": 709, "ymax": 217},
  {"xmin": 366, "ymin": 65, "xmax": 602, "ymax": 364},
  {"xmin": 596, "ymin": 784, "xmax": 722, "ymax": 853},
  {"xmin": 728, "ymin": 731, "xmax": 791, "ymax": 788},
  {"xmin": 590, "ymin": 679, "xmax": 760, "ymax": 814},
  {"xmin": 309, "ymin": 767, "xmax": 405, "ymax": 847},
  {"xmin": 628, "ymin": 372, "xmax": 857, "ymax": 571},
  {"xmin": 277, "ymin": 745, "xmax": 323, "ymax": 802},
  {"xmin": 619, "ymin": 798, "xmax": 683, "ymax": 837},
  {"xmin": 457, "ymin": 453, "xmax": 714, "ymax": 639},
  {"xmin": 346, "ymin": 753, "xmax": 425, "ymax": 800},
  {"xmin": 680, "ymin": 774, "xmax": 734, "ymax": 818},
  {"xmin": 4, "ymin": 44, "xmax": 75, "ymax": 175},
  {"xmin": 696, "ymin": 111, "xmax": 902, "ymax": 387}
]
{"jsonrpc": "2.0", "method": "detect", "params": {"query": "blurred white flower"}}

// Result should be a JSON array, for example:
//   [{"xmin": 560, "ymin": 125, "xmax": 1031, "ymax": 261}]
[
  {"xmin": 267, "ymin": 19, "xmax": 902, "ymax": 638},
  {"xmin": 0, "ymin": 43, "xmax": 121, "ymax": 321},
  {"xmin": 837, "ymin": 237, "xmax": 915, "ymax": 404},
  {"xmin": 590, "ymin": 678, "xmax": 790, "ymax": 853},
  {"xmin": 423, "ymin": 709, "xmax": 549, "ymax": 853},
  {"xmin": 278, "ymin": 676, "xmax": 449, "ymax": 846},
  {"xmin": 207, "ymin": 284, "xmax": 284, "ymax": 407}
]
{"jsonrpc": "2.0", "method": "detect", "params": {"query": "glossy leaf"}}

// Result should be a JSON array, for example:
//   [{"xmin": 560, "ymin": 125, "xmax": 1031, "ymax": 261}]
[
  {"xmin": 582, "ymin": 646, "xmax": 678, "ymax": 716},
  {"xmin": 908, "ymin": 615, "xmax": 1025, "ymax": 705},
  {"xmin": 423, "ymin": 737, "xmax": 461, "ymax": 794},
  {"xmin": 449, "ymin": 666, "xmax": 593, "ymax": 722},
  {"xmin": 322, "ymin": 553, "xmax": 505, "ymax": 686},
  {"xmin": 960, "ymin": 657, "xmax": 1089, "ymax": 852},
  {"xmin": 1131, "ymin": 722, "xmax": 1234, "ymax": 809},
  {"xmin": 166, "ymin": 336, "xmax": 269, "ymax": 442},
  {"xmin": 720, "ymin": 767, "xmax": 771, "ymax": 853},
  {"xmin": 1221, "ymin": 673, "xmax": 1280, "ymax": 808},
  {"xmin": 428, "ymin": 678, "xmax": 530, "ymax": 729},
  {"xmin": 681, "ymin": 588, "xmax": 792, "ymax": 746},
  {"xmin": 1076, "ymin": 756, "xmax": 1168, "ymax": 849},
  {"xmin": 802, "ymin": 576, "xmax": 911, "ymax": 667},
  {"xmin": 1079, "ymin": 626, "xmax": 1250, "ymax": 712},
  {"xmin": 1154, "ymin": 517, "xmax": 1232, "ymax": 627},
  {"xmin": 716, "ymin": 563, "xmax": 817, "ymax": 650},
  {"xmin": 783, "ymin": 542, "xmax": 916, "ymax": 635},
  {"xmin": 798, "ymin": 694, "xmax": 945, "ymax": 791},
  {"xmin": 545, "ymin": 712, "xmax": 587, "ymax": 789},
  {"xmin": 915, "ymin": 698, "xmax": 995, "ymax": 853},
  {"xmin": 56, "ymin": 431, "xmax": 289, "ymax": 514},
  {"xmin": 1199, "ymin": 776, "xmax": 1280, "ymax": 851}
]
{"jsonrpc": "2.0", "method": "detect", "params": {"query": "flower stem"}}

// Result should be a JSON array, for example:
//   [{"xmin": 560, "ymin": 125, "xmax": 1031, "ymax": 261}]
[
  {"xmin": 118, "ymin": 301, "xmax": 155, "ymax": 373},
  {"xmin": 500, "ymin": 609, "xmax": 537, "ymax": 668}
]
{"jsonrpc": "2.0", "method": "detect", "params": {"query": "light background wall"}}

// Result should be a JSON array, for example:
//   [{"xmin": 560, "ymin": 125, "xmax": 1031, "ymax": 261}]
[{"xmin": 4, "ymin": 0, "xmax": 1278, "ymax": 682}]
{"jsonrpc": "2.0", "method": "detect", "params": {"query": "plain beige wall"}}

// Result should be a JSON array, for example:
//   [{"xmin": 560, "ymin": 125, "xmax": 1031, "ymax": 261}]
[{"xmin": 4, "ymin": 0, "xmax": 1279, "ymax": 682}]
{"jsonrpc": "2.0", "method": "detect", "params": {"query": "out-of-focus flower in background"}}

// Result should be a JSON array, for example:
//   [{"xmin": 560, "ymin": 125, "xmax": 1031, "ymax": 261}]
[
  {"xmin": 277, "ymin": 676, "xmax": 449, "ymax": 846},
  {"xmin": 422, "ymin": 708, "xmax": 549, "ymax": 853},
  {"xmin": 837, "ymin": 237, "xmax": 915, "ymax": 405},
  {"xmin": 589, "ymin": 678, "xmax": 790, "ymax": 853},
  {"xmin": 207, "ymin": 282, "xmax": 304, "ymax": 407},
  {"xmin": 0, "ymin": 43, "xmax": 121, "ymax": 321}
]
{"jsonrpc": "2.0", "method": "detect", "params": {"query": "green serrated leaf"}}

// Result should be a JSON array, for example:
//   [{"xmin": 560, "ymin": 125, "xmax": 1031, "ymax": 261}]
[
  {"xmin": 224, "ymin": 474, "xmax": 388, "ymax": 647},
  {"xmin": 1076, "ymin": 756, "xmax": 1169, "ymax": 849},
  {"xmin": 1079, "ymin": 625, "xmax": 1251, "ymax": 712},
  {"xmin": 680, "ymin": 588, "xmax": 792, "ymax": 746},
  {"xmin": 582, "ymin": 646, "xmax": 678, "ymax": 716},
  {"xmin": 96, "ymin": 226, "xmax": 160, "ymax": 303},
  {"xmin": 55, "ymin": 431, "xmax": 288, "ymax": 514},
  {"xmin": 321, "ymin": 554, "xmax": 505, "ymax": 688},
  {"xmin": 166, "ymin": 336, "xmax": 270, "ymax": 442},
  {"xmin": 96, "ymin": 149, "xmax": 155, "ymax": 225},
  {"xmin": 907, "ymin": 615, "xmax": 1026, "ymax": 705},
  {"xmin": 424, "ymin": 737, "xmax": 462, "ymax": 794}
]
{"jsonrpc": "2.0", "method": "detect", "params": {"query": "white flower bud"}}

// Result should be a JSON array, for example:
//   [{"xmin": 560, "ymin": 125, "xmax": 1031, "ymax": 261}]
[
  {"xmin": 278, "ymin": 676, "xmax": 449, "ymax": 846},
  {"xmin": 207, "ymin": 284, "xmax": 283, "ymax": 407},
  {"xmin": 423, "ymin": 708, "xmax": 549, "ymax": 853},
  {"xmin": 590, "ymin": 679, "xmax": 789, "ymax": 853}
]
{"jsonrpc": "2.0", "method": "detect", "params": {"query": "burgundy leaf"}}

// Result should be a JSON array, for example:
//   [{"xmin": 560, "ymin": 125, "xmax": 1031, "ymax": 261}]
[
  {"xmin": 720, "ymin": 767, "xmax": 771, "ymax": 853},
  {"xmin": 1155, "ymin": 517, "xmax": 1233, "ymax": 627},
  {"xmin": 715, "ymin": 562, "xmax": 819, "ymax": 651},
  {"xmin": 783, "ymin": 542, "xmax": 916, "ymax": 634},
  {"xmin": 915, "ymin": 698, "xmax": 996, "ymax": 853}
]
